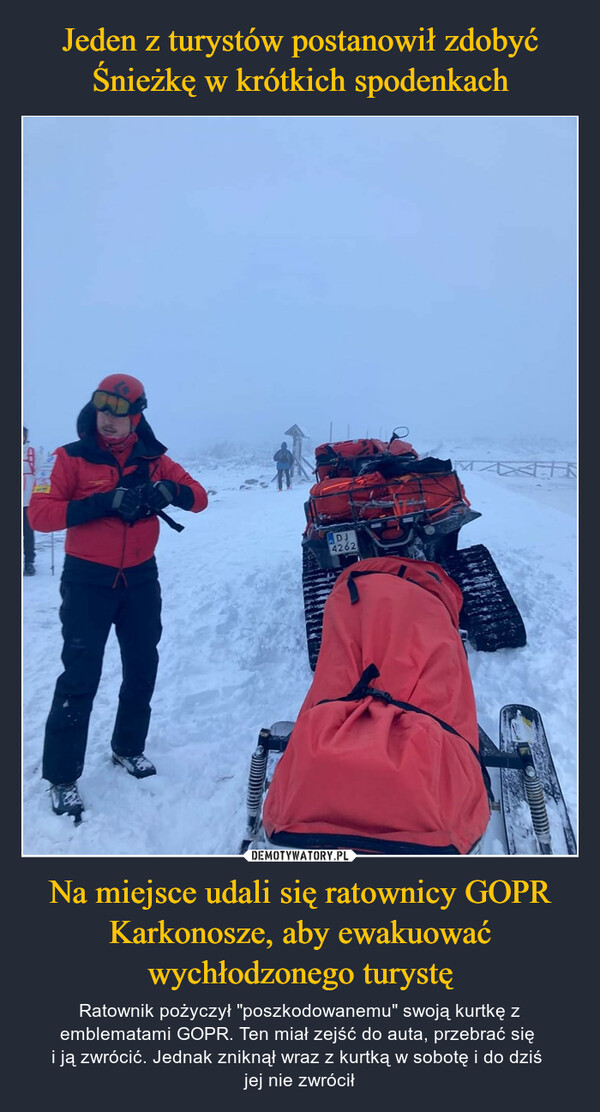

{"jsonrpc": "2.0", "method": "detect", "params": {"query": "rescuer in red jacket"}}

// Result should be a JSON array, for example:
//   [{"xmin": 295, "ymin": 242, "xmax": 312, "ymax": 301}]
[{"xmin": 27, "ymin": 374, "xmax": 208, "ymax": 821}]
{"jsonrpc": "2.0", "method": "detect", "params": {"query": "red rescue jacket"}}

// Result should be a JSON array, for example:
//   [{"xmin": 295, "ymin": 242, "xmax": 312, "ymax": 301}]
[
  {"xmin": 28, "ymin": 411, "xmax": 207, "ymax": 576},
  {"xmin": 263, "ymin": 556, "xmax": 490, "ymax": 854}
]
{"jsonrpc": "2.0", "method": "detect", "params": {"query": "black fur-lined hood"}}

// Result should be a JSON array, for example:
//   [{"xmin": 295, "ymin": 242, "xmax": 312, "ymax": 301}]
[{"xmin": 64, "ymin": 402, "xmax": 168, "ymax": 461}]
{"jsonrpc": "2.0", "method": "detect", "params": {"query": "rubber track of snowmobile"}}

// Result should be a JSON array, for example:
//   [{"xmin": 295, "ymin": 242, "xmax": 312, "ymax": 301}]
[
  {"xmin": 441, "ymin": 544, "xmax": 527, "ymax": 652},
  {"xmin": 302, "ymin": 547, "xmax": 342, "ymax": 670},
  {"xmin": 302, "ymin": 542, "xmax": 526, "ymax": 668}
]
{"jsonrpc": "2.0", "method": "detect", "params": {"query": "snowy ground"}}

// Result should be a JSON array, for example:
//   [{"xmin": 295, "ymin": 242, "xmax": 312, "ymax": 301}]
[{"xmin": 22, "ymin": 439, "xmax": 577, "ymax": 857}]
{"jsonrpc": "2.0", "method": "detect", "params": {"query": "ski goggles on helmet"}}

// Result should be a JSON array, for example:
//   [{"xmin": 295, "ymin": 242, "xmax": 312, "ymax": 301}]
[{"xmin": 91, "ymin": 390, "xmax": 147, "ymax": 417}]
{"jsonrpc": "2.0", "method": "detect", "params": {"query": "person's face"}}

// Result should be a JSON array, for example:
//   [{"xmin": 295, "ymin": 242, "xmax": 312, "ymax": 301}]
[{"xmin": 96, "ymin": 410, "xmax": 131, "ymax": 439}]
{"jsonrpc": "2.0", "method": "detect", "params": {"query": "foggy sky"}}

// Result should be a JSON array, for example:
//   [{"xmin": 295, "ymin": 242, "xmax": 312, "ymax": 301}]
[{"xmin": 23, "ymin": 115, "xmax": 576, "ymax": 456}]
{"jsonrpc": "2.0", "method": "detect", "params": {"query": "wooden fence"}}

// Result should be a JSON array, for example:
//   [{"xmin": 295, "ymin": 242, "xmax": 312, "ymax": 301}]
[{"xmin": 454, "ymin": 460, "xmax": 576, "ymax": 479}]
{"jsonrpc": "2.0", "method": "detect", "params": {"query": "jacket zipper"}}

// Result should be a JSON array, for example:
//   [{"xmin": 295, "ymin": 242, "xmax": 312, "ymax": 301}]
[{"xmin": 113, "ymin": 460, "xmax": 129, "ymax": 588}]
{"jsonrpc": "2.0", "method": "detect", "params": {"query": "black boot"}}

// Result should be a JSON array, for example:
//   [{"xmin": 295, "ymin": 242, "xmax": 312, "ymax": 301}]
[
  {"xmin": 23, "ymin": 562, "xmax": 36, "ymax": 576},
  {"xmin": 112, "ymin": 753, "xmax": 157, "ymax": 778},
  {"xmin": 50, "ymin": 782, "xmax": 84, "ymax": 819}
]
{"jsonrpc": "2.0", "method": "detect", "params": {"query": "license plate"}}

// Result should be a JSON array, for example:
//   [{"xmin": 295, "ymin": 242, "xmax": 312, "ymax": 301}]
[{"xmin": 327, "ymin": 529, "xmax": 359, "ymax": 555}]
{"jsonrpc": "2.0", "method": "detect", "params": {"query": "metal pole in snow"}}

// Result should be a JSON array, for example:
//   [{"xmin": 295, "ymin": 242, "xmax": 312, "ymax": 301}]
[{"xmin": 51, "ymin": 532, "xmax": 55, "ymax": 575}]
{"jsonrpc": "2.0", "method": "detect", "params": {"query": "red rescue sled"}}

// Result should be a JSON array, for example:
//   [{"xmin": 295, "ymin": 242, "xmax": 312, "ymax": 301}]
[{"xmin": 262, "ymin": 557, "xmax": 491, "ymax": 855}]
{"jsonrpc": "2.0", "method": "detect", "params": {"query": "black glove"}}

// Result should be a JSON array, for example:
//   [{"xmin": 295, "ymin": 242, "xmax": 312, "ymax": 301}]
[
  {"xmin": 111, "ymin": 486, "xmax": 146, "ymax": 522},
  {"xmin": 142, "ymin": 480, "xmax": 179, "ymax": 511},
  {"xmin": 66, "ymin": 489, "xmax": 132, "ymax": 527}
]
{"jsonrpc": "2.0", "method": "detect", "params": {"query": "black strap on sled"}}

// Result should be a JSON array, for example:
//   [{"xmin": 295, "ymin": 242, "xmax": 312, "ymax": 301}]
[
  {"xmin": 316, "ymin": 663, "xmax": 491, "ymax": 796},
  {"xmin": 268, "ymin": 830, "xmax": 459, "ymax": 855},
  {"xmin": 317, "ymin": 663, "xmax": 469, "ymax": 742},
  {"xmin": 346, "ymin": 565, "xmax": 441, "ymax": 605},
  {"xmin": 347, "ymin": 567, "xmax": 406, "ymax": 604}
]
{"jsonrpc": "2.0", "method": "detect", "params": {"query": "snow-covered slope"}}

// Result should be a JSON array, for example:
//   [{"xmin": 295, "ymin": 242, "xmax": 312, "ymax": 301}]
[{"xmin": 22, "ymin": 441, "xmax": 576, "ymax": 857}]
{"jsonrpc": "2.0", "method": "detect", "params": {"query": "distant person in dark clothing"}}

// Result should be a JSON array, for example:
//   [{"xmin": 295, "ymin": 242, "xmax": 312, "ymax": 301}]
[
  {"xmin": 23, "ymin": 426, "xmax": 36, "ymax": 575},
  {"xmin": 28, "ymin": 374, "xmax": 208, "ymax": 821},
  {"xmin": 274, "ymin": 441, "xmax": 293, "ymax": 490}
]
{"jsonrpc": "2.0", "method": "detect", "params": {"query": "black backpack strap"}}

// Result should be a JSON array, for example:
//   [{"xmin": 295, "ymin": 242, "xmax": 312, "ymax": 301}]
[
  {"xmin": 120, "ymin": 460, "xmax": 185, "ymax": 532},
  {"xmin": 156, "ymin": 509, "xmax": 185, "ymax": 532}
]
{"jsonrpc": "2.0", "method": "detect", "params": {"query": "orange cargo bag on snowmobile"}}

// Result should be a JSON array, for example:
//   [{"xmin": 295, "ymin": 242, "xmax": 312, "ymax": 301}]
[
  {"xmin": 388, "ymin": 437, "xmax": 418, "ymax": 457},
  {"xmin": 309, "ymin": 472, "xmax": 389, "ymax": 521},
  {"xmin": 315, "ymin": 438, "xmax": 417, "ymax": 480},
  {"xmin": 384, "ymin": 471, "xmax": 472, "ymax": 522},
  {"xmin": 315, "ymin": 438, "xmax": 387, "ymax": 478},
  {"xmin": 263, "ymin": 556, "xmax": 490, "ymax": 854}
]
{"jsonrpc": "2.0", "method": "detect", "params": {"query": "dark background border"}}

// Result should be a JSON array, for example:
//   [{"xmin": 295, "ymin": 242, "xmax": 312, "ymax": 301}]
[{"xmin": 9, "ymin": 1, "xmax": 591, "ymax": 1106}]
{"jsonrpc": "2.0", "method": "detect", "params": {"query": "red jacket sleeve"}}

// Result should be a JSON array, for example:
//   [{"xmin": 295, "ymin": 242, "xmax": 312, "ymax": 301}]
[
  {"xmin": 27, "ymin": 448, "xmax": 73, "ymax": 532},
  {"xmin": 155, "ymin": 456, "xmax": 208, "ymax": 513}
]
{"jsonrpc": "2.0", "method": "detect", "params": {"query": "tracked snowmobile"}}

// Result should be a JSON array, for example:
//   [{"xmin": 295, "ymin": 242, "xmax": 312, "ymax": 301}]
[
  {"xmin": 302, "ymin": 428, "xmax": 526, "ymax": 669},
  {"xmin": 240, "ymin": 555, "xmax": 575, "ymax": 857}
]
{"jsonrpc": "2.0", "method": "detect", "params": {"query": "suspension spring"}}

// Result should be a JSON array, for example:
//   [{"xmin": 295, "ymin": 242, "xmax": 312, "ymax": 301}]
[
  {"xmin": 246, "ymin": 745, "xmax": 269, "ymax": 833},
  {"xmin": 523, "ymin": 765, "xmax": 552, "ymax": 853}
]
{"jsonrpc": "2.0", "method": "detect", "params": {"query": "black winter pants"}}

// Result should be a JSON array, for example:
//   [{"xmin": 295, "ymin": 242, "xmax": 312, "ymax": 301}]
[
  {"xmin": 277, "ymin": 468, "xmax": 291, "ymax": 489},
  {"xmin": 23, "ymin": 507, "xmax": 35, "ymax": 564},
  {"xmin": 42, "ymin": 578, "xmax": 162, "ymax": 784}
]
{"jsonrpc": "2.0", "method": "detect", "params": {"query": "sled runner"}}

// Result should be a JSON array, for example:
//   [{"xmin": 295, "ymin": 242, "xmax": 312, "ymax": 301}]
[{"xmin": 496, "ymin": 705, "xmax": 576, "ymax": 854}]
